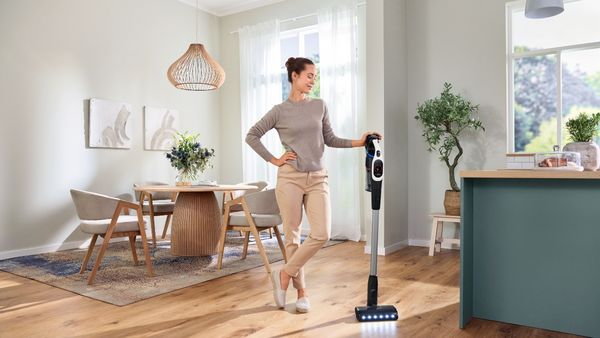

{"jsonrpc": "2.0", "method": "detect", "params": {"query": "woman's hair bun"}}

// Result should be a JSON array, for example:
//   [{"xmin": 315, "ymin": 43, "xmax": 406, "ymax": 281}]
[
  {"xmin": 284, "ymin": 57, "xmax": 314, "ymax": 83},
  {"xmin": 285, "ymin": 57, "xmax": 296, "ymax": 70}
]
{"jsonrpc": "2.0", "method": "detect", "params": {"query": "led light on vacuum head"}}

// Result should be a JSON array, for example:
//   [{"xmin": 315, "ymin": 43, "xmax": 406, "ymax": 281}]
[{"xmin": 355, "ymin": 305, "xmax": 398, "ymax": 322}]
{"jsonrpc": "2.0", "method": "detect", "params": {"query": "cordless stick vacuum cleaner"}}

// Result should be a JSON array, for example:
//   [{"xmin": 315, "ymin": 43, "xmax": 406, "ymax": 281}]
[{"xmin": 355, "ymin": 135, "xmax": 399, "ymax": 322}]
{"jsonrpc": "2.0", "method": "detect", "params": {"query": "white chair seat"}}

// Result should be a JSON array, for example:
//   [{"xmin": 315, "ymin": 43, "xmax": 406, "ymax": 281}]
[
  {"xmin": 80, "ymin": 215, "xmax": 147, "ymax": 234},
  {"xmin": 142, "ymin": 200, "xmax": 175, "ymax": 213},
  {"xmin": 228, "ymin": 211, "xmax": 282, "ymax": 228}
]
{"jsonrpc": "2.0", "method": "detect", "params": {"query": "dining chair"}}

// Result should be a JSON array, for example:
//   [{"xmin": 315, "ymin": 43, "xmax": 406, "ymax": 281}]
[
  {"xmin": 70, "ymin": 189, "xmax": 154, "ymax": 285},
  {"xmin": 133, "ymin": 182, "xmax": 176, "ymax": 247},
  {"xmin": 217, "ymin": 189, "xmax": 286, "ymax": 274},
  {"xmin": 221, "ymin": 181, "xmax": 269, "ymax": 237}
]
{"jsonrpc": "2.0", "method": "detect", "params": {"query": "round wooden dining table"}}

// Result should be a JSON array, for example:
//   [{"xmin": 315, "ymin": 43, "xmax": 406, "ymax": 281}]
[{"xmin": 133, "ymin": 184, "xmax": 258, "ymax": 256}]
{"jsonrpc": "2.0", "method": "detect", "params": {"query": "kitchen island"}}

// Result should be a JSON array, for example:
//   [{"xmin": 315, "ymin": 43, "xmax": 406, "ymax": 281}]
[{"xmin": 460, "ymin": 170, "xmax": 600, "ymax": 337}]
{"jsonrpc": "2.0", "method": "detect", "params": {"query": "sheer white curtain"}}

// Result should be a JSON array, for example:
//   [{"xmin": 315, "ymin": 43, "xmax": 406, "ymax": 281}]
[
  {"xmin": 318, "ymin": 5, "xmax": 362, "ymax": 241},
  {"xmin": 239, "ymin": 20, "xmax": 282, "ymax": 186}
]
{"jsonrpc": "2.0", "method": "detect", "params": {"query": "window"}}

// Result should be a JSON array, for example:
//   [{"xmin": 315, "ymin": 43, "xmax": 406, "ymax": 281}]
[
  {"xmin": 508, "ymin": 0, "xmax": 600, "ymax": 152},
  {"xmin": 280, "ymin": 26, "xmax": 320, "ymax": 101}
]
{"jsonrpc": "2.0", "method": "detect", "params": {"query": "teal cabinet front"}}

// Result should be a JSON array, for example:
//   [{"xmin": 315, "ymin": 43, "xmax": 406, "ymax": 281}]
[{"xmin": 460, "ymin": 177, "xmax": 600, "ymax": 337}]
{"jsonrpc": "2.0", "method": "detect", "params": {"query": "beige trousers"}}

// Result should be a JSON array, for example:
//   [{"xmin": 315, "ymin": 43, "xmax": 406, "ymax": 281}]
[{"xmin": 275, "ymin": 164, "xmax": 331, "ymax": 290}]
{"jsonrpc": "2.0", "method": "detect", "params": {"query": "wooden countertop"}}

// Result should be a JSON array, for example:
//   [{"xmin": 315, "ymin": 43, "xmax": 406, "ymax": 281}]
[{"xmin": 461, "ymin": 170, "xmax": 600, "ymax": 179}]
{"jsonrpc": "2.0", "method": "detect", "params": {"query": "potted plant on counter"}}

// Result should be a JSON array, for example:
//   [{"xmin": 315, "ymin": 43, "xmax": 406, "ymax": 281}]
[
  {"xmin": 166, "ymin": 132, "xmax": 215, "ymax": 185},
  {"xmin": 563, "ymin": 112, "xmax": 600, "ymax": 171},
  {"xmin": 415, "ymin": 82, "xmax": 484, "ymax": 216}
]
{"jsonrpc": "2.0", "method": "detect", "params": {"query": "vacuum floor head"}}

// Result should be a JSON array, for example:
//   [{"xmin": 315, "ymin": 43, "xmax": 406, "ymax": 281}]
[{"xmin": 355, "ymin": 305, "xmax": 398, "ymax": 322}]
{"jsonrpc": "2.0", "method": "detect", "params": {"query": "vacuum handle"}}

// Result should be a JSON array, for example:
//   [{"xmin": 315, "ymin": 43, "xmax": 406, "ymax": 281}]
[
  {"xmin": 371, "ymin": 180, "xmax": 382, "ymax": 210},
  {"xmin": 367, "ymin": 275, "xmax": 378, "ymax": 306}
]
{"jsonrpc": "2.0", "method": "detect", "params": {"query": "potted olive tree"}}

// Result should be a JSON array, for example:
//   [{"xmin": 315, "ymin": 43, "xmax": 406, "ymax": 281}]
[
  {"xmin": 563, "ymin": 112, "xmax": 600, "ymax": 171},
  {"xmin": 415, "ymin": 83, "xmax": 484, "ymax": 216}
]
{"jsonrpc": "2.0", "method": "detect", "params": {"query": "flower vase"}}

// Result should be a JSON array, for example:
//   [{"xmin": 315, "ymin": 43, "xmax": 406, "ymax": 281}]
[{"xmin": 176, "ymin": 170, "xmax": 196, "ymax": 186}]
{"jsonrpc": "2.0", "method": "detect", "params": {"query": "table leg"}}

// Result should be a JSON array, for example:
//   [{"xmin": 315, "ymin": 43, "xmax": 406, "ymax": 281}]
[{"xmin": 171, "ymin": 191, "xmax": 222, "ymax": 256}]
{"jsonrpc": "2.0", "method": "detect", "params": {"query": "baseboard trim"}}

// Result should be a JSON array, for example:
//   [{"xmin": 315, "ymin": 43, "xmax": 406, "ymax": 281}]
[
  {"xmin": 408, "ymin": 239, "xmax": 460, "ymax": 250},
  {"xmin": 0, "ymin": 237, "xmax": 129, "ymax": 260},
  {"xmin": 364, "ymin": 239, "xmax": 408, "ymax": 256}
]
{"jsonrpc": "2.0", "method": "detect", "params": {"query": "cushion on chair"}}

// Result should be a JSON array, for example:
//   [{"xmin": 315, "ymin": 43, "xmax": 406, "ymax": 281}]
[
  {"xmin": 228, "ymin": 211, "xmax": 282, "ymax": 228},
  {"xmin": 79, "ymin": 215, "xmax": 147, "ymax": 234},
  {"xmin": 227, "ymin": 181, "xmax": 269, "ymax": 212},
  {"xmin": 233, "ymin": 181, "xmax": 268, "ymax": 197},
  {"xmin": 70, "ymin": 189, "xmax": 120, "ymax": 220},
  {"xmin": 244, "ymin": 189, "xmax": 279, "ymax": 214},
  {"xmin": 133, "ymin": 182, "xmax": 173, "ymax": 201},
  {"xmin": 142, "ymin": 199, "xmax": 175, "ymax": 213}
]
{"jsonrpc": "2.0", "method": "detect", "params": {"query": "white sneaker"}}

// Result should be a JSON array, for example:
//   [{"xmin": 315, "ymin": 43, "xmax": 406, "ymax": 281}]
[
  {"xmin": 271, "ymin": 270, "xmax": 287, "ymax": 309},
  {"xmin": 296, "ymin": 297, "xmax": 310, "ymax": 313}
]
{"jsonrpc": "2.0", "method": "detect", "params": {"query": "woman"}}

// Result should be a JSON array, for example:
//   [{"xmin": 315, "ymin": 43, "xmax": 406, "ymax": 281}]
[{"xmin": 246, "ymin": 57, "xmax": 381, "ymax": 312}]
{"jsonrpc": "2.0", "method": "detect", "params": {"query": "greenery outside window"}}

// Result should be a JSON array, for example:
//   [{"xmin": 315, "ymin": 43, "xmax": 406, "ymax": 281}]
[{"xmin": 507, "ymin": 0, "xmax": 600, "ymax": 152}]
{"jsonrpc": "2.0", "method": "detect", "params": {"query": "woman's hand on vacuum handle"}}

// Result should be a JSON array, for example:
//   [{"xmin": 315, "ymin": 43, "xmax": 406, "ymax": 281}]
[
  {"xmin": 270, "ymin": 151, "xmax": 297, "ymax": 167},
  {"xmin": 353, "ymin": 131, "xmax": 383, "ymax": 147}
]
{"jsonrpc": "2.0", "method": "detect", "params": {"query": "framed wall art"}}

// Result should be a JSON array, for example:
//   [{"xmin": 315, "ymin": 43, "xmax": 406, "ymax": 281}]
[
  {"xmin": 144, "ymin": 106, "xmax": 180, "ymax": 151},
  {"xmin": 89, "ymin": 98, "xmax": 133, "ymax": 149}
]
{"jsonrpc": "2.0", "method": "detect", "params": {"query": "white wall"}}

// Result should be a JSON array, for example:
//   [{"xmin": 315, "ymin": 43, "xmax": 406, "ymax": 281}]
[
  {"xmin": 364, "ymin": 0, "xmax": 409, "ymax": 255},
  {"xmin": 406, "ymin": 0, "xmax": 508, "ymax": 246},
  {"xmin": 383, "ymin": 0, "xmax": 409, "ymax": 250},
  {"xmin": 0, "ymin": 0, "xmax": 221, "ymax": 258}
]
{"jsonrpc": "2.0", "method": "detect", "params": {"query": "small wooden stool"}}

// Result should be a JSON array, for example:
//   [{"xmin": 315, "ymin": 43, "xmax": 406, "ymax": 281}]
[{"xmin": 429, "ymin": 213, "xmax": 461, "ymax": 256}]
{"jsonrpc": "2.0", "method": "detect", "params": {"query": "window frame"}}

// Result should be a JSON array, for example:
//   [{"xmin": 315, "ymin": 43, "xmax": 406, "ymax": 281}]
[
  {"xmin": 280, "ymin": 25, "xmax": 319, "ymax": 57},
  {"xmin": 279, "ymin": 24, "xmax": 320, "ymax": 101},
  {"xmin": 506, "ymin": 0, "xmax": 600, "ymax": 152}
]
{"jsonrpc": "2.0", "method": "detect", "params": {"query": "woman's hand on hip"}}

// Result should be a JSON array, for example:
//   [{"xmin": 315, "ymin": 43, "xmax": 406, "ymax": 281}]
[
  {"xmin": 352, "ymin": 131, "xmax": 383, "ymax": 147},
  {"xmin": 270, "ymin": 151, "xmax": 297, "ymax": 167}
]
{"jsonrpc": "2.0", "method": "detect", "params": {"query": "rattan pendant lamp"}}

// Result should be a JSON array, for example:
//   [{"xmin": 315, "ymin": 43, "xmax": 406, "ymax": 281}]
[{"xmin": 167, "ymin": 0, "xmax": 225, "ymax": 91}]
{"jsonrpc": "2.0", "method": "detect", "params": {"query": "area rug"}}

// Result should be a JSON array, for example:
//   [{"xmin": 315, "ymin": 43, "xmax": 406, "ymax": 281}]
[{"xmin": 0, "ymin": 233, "xmax": 343, "ymax": 306}]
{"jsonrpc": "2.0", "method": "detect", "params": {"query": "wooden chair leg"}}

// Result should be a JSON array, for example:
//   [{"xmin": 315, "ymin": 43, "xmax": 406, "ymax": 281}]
[
  {"xmin": 136, "ymin": 212, "xmax": 154, "ymax": 278},
  {"xmin": 161, "ymin": 214, "xmax": 172, "ymax": 239},
  {"xmin": 429, "ymin": 218, "xmax": 438, "ymax": 256},
  {"xmin": 149, "ymin": 214, "xmax": 157, "ymax": 248},
  {"xmin": 272, "ymin": 226, "xmax": 287, "ymax": 262},
  {"xmin": 268, "ymin": 228, "xmax": 273, "ymax": 238},
  {"xmin": 80, "ymin": 234, "xmax": 98, "ymax": 274},
  {"xmin": 230, "ymin": 191, "xmax": 244, "ymax": 236},
  {"xmin": 241, "ymin": 231, "xmax": 250, "ymax": 259},
  {"xmin": 88, "ymin": 203, "xmax": 126, "ymax": 284},
  {"xmin": 249, "ymin": 226, "xmax": 272, "ymax": 274},
  {"xmin": 88, "ymin": 233, "xmax": 114, "ymax": 285},
  {"xmin": 129, "ymin": 234, "xmax": 139, "ymax": 266},
  {"xmin": 217, "ymin": 206, "xmax": 231, "ymax": 270},
  {"xmin": 216, "ymin": 227, "xmax": 228, "ymax": 270}
]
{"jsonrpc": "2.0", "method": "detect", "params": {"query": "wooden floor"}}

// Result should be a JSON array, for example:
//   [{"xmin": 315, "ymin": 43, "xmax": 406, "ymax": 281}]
[{"xmin": 0, "ymin": 242, "xmax": 578, "ymax": 338}]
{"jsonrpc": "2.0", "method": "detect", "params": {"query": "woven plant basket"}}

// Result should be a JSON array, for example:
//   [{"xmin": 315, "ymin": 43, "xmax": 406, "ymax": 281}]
[{"xmin": 444, "ymin": 190, "xmax": 460, "ymax": 216}]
